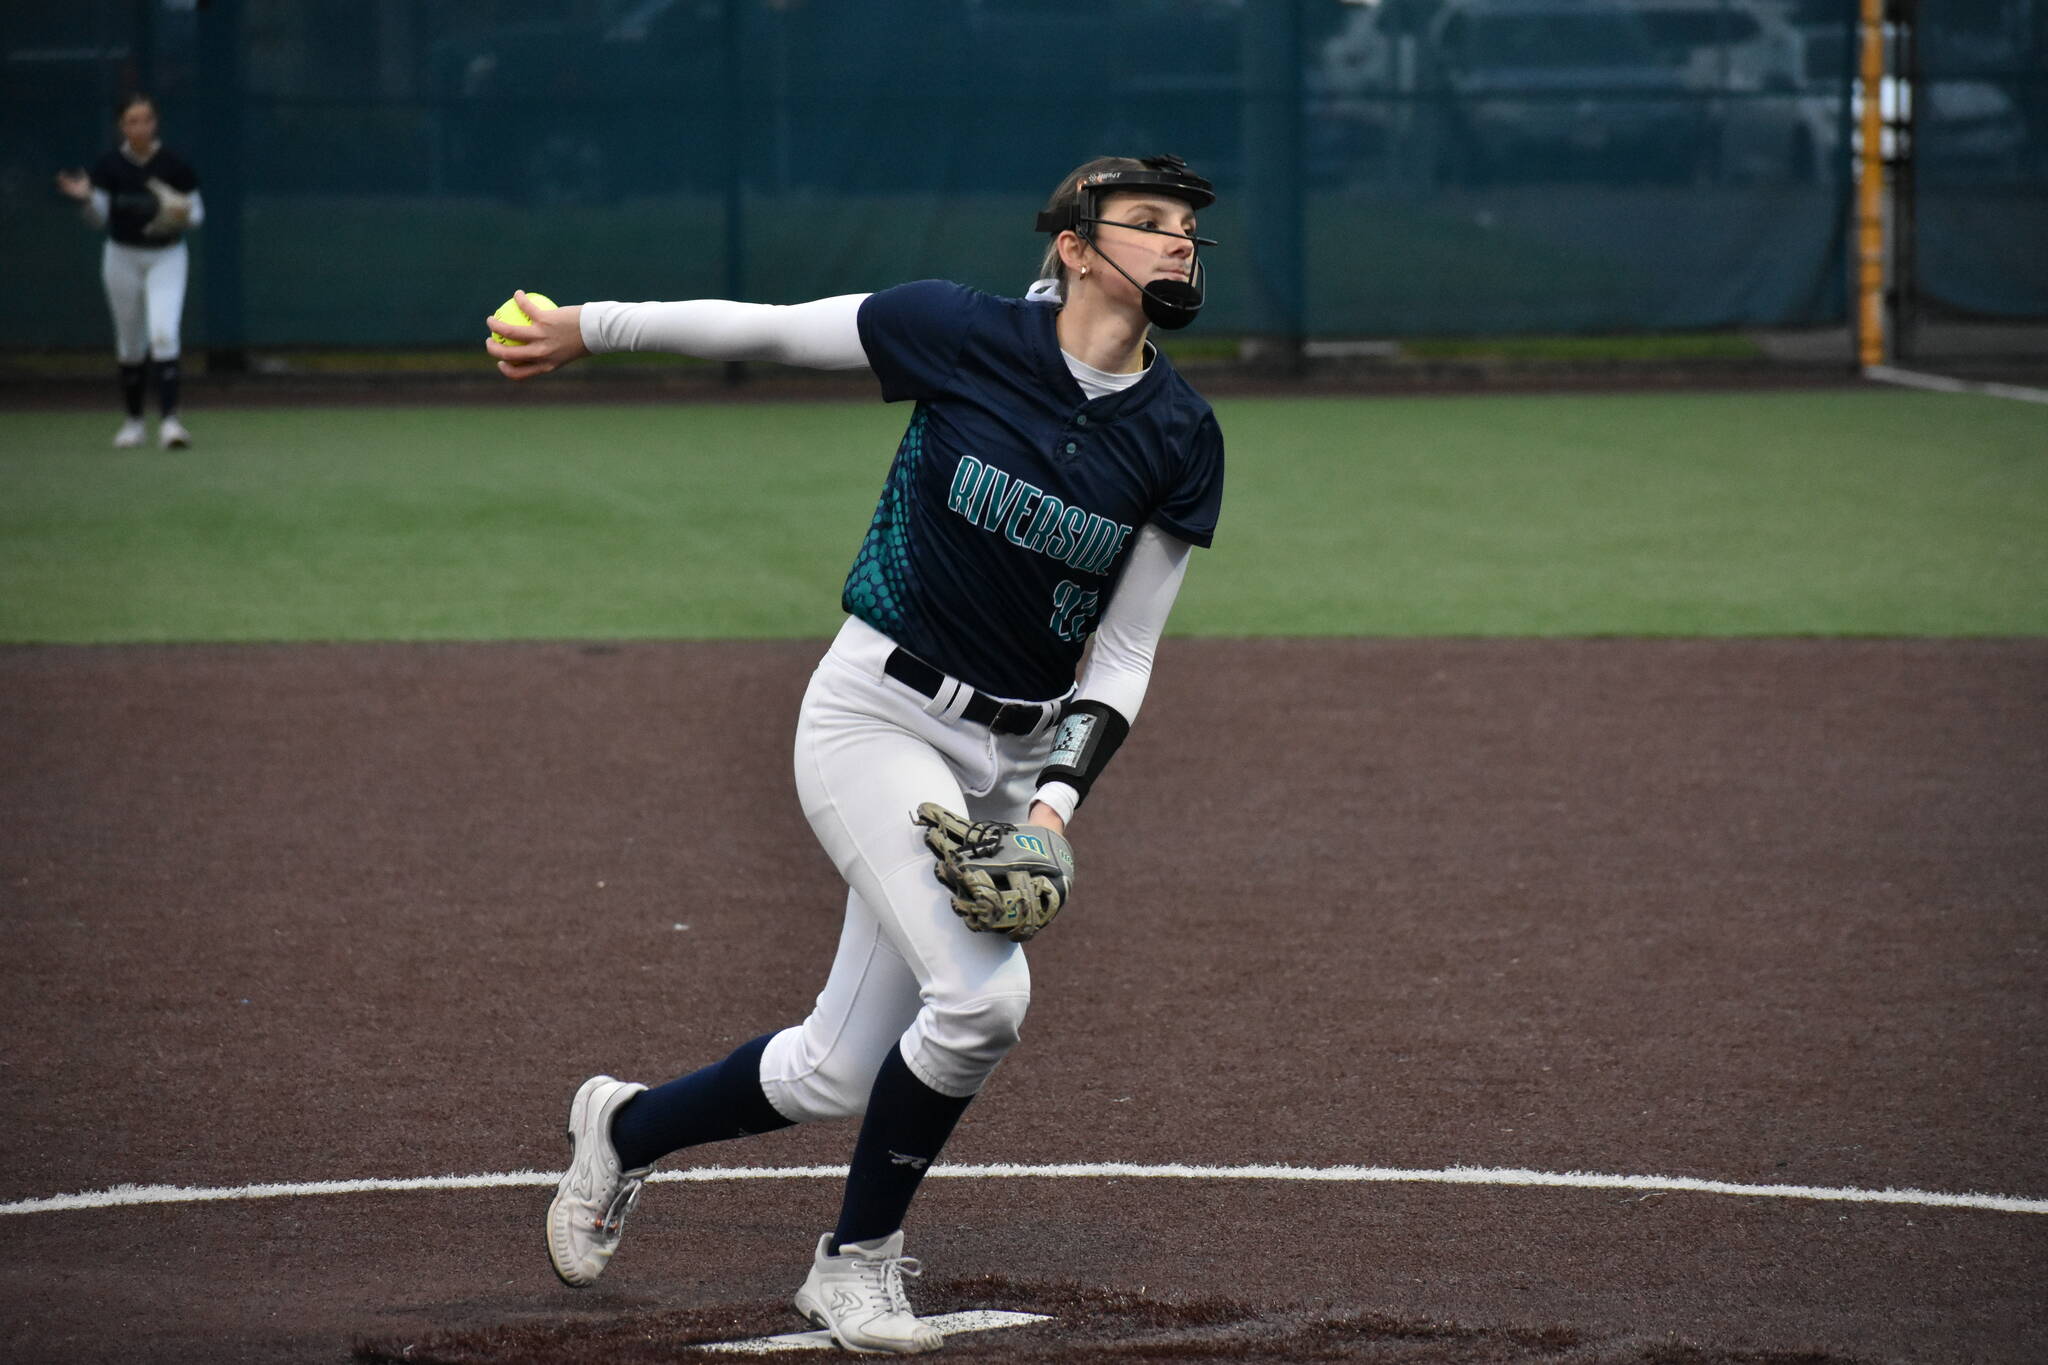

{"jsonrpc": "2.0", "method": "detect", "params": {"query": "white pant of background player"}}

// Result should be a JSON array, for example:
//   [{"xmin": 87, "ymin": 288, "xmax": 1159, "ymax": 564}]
[
  {"xmin": 101, "ymin": 239, "xmax": 187, "ymax": 363},
  {"xmin": 762, "ymin": 617, "xmax": 1063, "ymax": 1115}
]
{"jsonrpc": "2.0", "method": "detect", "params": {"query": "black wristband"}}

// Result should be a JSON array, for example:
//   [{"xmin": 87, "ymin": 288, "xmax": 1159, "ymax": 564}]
[{"xmin": 1036, "ymin": 700, "xmax": 1131, "ymax": 808}]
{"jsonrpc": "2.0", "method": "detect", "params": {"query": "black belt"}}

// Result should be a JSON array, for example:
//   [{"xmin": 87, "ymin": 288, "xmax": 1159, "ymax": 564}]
[{"xmin": 884, "ymin": 649, "xmax": 1055, "ymax": 736}]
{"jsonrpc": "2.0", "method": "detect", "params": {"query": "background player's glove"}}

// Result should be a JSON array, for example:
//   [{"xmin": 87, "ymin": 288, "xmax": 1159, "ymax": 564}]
[
  {"xmin": 142, "ymin": 177, "xmax": 193, "ymax": 238},
  {"xmin": 912, "ymin": 802, "xmax": 1075, "ymax": 942}
]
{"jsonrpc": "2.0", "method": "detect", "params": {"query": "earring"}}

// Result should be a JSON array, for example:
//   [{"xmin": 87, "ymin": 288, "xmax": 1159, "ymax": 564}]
[{"xmin": 1080, "ymin": 265, "xmax": 1089, "ymax": 277}]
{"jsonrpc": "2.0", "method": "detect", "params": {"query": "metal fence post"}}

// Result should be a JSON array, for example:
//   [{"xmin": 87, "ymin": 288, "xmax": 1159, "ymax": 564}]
[
  {"xmin": 198, "ymin": 0, "xmax": 247, "ymax": 372},
  {"xmin": 1242, "ymin": 0, "xmax": 1306, "ymax": 369}
]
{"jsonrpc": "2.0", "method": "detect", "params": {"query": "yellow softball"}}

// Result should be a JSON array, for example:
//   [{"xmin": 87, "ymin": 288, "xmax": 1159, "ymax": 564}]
[{"xmin": 491, "ymin": 292, "xmax": 558, "ymax": 345}]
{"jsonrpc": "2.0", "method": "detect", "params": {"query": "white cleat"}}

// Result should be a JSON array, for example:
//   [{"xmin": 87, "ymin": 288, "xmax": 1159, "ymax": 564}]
[
  {"xmin": 545, "ymin": 1075, "xmax": 651, "ymax": 1287},
  {"xmin": 793, "ymin": 1230, "xmax": 944, "ymax": 1355},
  {"xmin": 113, "ymin": 418, "xmax": 147, "ymax": 449},
  {"xmin": 158, "ymin": 416, "xmax": 192, "ymax": 449}
]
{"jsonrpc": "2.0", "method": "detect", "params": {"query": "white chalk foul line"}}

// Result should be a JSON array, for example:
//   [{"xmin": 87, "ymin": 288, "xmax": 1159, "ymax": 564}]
[
  {"xmin": 4, "ymin": 1161, "xmax": 2043, "ymax": 1218},
  {"xmin": 1865, "ymin": 364, "xmax": 2048, "ymax": 405}
]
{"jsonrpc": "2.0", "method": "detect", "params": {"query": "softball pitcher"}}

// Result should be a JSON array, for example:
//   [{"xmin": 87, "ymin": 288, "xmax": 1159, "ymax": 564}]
[
  {"xmin": 487, "ymin": 154, "xmax": 1224, "ymax": 1355},
  {"xmin": 56, "ymin": 93, "xmax": 202, "ymax": 450}
]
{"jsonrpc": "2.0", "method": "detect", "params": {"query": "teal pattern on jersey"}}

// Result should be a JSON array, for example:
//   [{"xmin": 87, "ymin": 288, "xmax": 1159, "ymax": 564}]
[{"xmin": 841, "ymin": 404, "xmax": 927, "ymax": 635}]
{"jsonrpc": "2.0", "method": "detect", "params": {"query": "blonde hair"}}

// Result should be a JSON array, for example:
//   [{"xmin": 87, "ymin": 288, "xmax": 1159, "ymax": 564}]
[{"xmin": 1035, "ymin": 156, "xmax": 1151, "ymax": 299}]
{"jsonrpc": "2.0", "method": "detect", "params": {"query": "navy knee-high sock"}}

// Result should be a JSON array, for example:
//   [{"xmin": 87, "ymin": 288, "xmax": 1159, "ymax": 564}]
[
  {"xmin": 608, "ymin": 1032, "xmax": 793, "ymax": 1170},
  {"xmin": 119, "ymin": 364, "xmax": 146, "ymax": 417},
  {"xmin": 831, "ymin": 1046, "xmax": 974, "ymax": 1251},
  {"xmin": 152, "ymin": 359, "xmax": 181, "ymax": 417}
]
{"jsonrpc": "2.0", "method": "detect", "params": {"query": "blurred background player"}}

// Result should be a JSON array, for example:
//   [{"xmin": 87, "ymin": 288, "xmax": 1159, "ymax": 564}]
[
  {"xmin": 56, "ymin": 93, "xmax": 203, "ymax": 450},
  {"xmin": 486, "ymin": 154, "xmax": 1224, "ymax": 1355}
]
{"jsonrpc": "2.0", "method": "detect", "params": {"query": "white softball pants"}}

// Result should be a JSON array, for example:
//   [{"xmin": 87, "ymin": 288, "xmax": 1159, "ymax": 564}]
[
  {"xmin": 760, "ymin": 617, "xmax": 1061, "ymax": 1119},
  {"xmin": 101, "ymin": 240, "xmax": 188, "ymax": 363}
]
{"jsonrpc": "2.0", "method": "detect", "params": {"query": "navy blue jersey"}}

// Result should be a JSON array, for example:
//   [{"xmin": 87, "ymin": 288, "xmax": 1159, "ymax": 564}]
[
  {"xmin": 89, "ymin": 146, "xmax": 200, "ymax": 247},
  {"xmin": 847, "ymin": 281, "xmax": 1224, "ymax": 702}
]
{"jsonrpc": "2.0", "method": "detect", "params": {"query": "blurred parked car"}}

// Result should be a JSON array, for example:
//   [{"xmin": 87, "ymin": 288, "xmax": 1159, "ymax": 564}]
[
  {"xmin": 1421, "ymin": 0, "xmax": 1704, "ymax": 184},
  {"xmin": 1795, "ymin": 21, "xmax": 2030, "ymax": 184},
  {"xmin": 1911, "ymin": 77, "xmax": 2031, "ymax": 182},
  {"xmin": 1310, "ymin": 0, "xmax": 1712, "ymax": 187},
  {"xmin": 1632, "ymin": 0, "xmax": 1834, "ymax": 183},
  {"xmin": 1308, "ymin": 0, "xmax": 1407, "ymax": 177}
]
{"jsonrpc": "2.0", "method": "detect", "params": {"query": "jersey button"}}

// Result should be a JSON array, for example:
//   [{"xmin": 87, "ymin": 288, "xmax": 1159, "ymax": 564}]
[
  {"xmin": 1075, "ymin": 414, "xmax": 1089, "ymax": 426},
  {"xmin": 1063, "ymin": 441, "xmax": 1078, "ymax": 454}
]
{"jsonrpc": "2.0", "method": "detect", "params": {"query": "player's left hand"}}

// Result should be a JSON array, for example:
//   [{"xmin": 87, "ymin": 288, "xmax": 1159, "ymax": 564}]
[
  {"xmin": 1027, "ymin": 800, "xmax": 1066, "ymax": 836},
  {"xmin": 485, "ymin": 289, "xmax": 589, "ymax": 380},
  {"xmin": 913, "ymin": 803, "xmax": 1075, "ymax": 943}
]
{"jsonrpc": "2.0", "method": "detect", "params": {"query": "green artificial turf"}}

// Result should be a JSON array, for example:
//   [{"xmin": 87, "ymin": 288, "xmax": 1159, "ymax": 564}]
[
  {"xmin": 1194, "ymin": 390, "xmax": 2047, "ymax": 636},
  {"xmin": 1, "ymin": 388, "xmax": 2042, "ymax": 643},
  {"xmin": 1399, "ymin": 332, "xmax": 1765, "ymax": 362}
]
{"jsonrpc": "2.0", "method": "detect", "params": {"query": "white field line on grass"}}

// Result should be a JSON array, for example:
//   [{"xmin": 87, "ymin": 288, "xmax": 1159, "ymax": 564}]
[
  {"xmin": 1865, "ymin": 364, "xmax": 2048, "ymax": 405},
  {"xmin": 4, "ymin": 1161, "xmax": 2044, "ymax": 1218}
]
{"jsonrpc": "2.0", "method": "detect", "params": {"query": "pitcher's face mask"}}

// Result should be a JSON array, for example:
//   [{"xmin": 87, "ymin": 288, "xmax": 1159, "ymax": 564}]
[{"xmin": 1034, "ymin": 155, "xmax": 1217, "ymax": 330}]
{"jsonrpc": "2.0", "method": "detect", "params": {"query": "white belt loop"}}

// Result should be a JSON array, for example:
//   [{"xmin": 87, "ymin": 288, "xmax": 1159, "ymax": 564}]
[
  {"xmin": 1039, "ymin": 688, "xmax": 1075, "ymax": 735},
  {"xmin": 920, "ymin": 674, "xmax": 966, "ymax": 721}
]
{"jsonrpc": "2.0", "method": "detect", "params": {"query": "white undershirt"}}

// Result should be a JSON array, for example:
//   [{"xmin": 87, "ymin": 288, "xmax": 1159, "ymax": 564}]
[
  {"xmin": 1063, "ymin": 348, "xmax": 1146, "ymax": 401},
  {"xmin": 581, "ymin": 295, "xmax": 1196, "ymax": 825}
]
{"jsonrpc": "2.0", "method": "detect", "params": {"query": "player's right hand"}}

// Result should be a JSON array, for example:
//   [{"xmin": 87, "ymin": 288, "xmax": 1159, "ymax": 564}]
[
  {"xmin": 55, "ymin": 169, "xmax": 91, "ymax": 201},
  {"xmin": 485, "ymin": 290, "xmax": 588, "ymax": 380}
]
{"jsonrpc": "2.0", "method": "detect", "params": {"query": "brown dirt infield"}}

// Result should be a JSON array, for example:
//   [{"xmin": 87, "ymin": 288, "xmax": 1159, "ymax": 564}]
[{"xmin": 2, "ymin": 637, "xmax": 2043, "ymax": 1364}]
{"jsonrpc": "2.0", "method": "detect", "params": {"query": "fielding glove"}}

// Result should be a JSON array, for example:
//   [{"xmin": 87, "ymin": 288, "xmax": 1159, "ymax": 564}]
[
  {"xmin": 142, "ymin": 177, "xmax": 193, "ymax": 238},
  {"xmin": 912, "ymin": 802, "xmax": 1075, "ymax": 942}
]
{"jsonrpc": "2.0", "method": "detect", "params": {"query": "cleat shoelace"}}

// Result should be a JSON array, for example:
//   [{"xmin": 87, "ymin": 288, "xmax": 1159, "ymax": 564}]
[
  {"xmin": 857, "ymin": 1254, "xmax": 923, "ymax": 1317},
  {"xmin": 598, "ymin": 1177, "xmax": 645, "ymax": 1233}
]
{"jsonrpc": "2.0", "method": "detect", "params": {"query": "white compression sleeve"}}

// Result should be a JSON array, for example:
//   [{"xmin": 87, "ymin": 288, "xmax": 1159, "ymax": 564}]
[
  {"xmin": 1076, "ymin": 523, "xmax": 1192, "ymax": 720},
  {"xmin": 1032, "ymin": 524, "xmax": 1194, "ymax": 827},
  {"xmin": 85, "ymin": 189, "xmax": 110, "ymax": 229},
  {"xmin": 578, "ymin": 294, "xmax": 871, "ymax": 370},
  {"xmin": 182, "ymin": 189, "xmax": 205, "ymax": 230}
]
